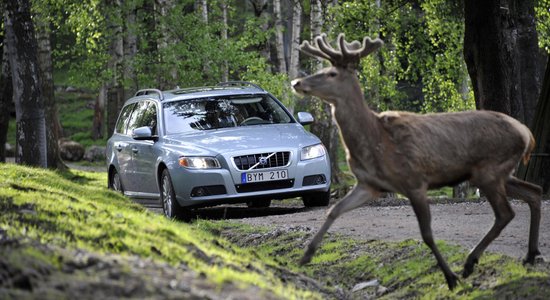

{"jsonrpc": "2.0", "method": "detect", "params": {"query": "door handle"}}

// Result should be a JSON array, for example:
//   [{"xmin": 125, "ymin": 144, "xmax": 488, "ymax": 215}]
[{"xmin": 132, "ymin": 147, "xmax": 139, "ymax": 154}]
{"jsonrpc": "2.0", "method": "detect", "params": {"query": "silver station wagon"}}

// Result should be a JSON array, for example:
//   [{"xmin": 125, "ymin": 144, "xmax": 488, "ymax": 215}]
[{"xmin": 106, "ymin": 82, "xmax": 331, "ymax": 219}]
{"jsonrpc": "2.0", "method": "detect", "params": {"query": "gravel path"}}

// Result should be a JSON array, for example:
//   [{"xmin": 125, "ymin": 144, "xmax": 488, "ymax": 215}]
[{"xmin": 235, "ymin": 199, "xmax": 550, "ymax": 260}]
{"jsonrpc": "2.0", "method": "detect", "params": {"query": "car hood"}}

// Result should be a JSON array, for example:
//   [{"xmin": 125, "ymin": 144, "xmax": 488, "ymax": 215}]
[{"xmin": 163, "ymin": 124, "xmax": 321, "ymax": 155}]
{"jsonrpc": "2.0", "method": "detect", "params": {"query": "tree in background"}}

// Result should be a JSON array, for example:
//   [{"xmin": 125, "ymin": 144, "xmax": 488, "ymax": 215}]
[
  {"xmin": 519, "ymin": 56, "xmax": 550, "ymax": 194},
  {"xmin": 464, "ymin": 0, "xmax": 543, "ymax": 128},
  {"xmin": 0, "ymin": 45, "xmax": 12, "ymax": 163},
  {"xmin": 331, "ymin": 0, "xmax": 474, "ymax": 113},
  {"xmin": 4, "ymin": 0, "xmax": 48, "ymax": 167},
  {"xmin": 35, "ymin": 8, "xmax": 65, "ymax": 169}
]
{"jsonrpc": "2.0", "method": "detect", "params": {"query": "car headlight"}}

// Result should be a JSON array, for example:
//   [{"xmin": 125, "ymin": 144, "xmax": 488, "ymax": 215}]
[
  {"xmin": 301, "ymin": 144, "xmax": 326, "ymax": 160},
  {"xmin": 179, "ymin": 156, "xmax": 221, "ymax": 169}
]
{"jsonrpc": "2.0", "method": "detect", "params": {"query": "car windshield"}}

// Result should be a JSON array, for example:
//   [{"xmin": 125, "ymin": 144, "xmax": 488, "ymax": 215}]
[{"xmin": 162, "ymin": 94, "xmax": 293, "ymax": 135}]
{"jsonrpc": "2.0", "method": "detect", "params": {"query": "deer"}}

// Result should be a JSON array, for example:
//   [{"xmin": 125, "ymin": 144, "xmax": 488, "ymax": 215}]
[{"xmin": 291, "ymin": 33, "xmax": 542, "ymax": 290}]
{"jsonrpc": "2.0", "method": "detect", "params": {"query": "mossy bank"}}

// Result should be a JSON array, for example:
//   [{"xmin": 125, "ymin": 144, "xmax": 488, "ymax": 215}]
[{"xmin": 1, "ymin": 163, "xmax": 549, "ymax": 299}]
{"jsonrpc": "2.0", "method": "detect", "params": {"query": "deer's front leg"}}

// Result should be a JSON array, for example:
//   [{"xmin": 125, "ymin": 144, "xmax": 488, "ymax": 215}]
[{"xmin": 300, "ymin": 185, "xmax": 379, "ymax": 265}]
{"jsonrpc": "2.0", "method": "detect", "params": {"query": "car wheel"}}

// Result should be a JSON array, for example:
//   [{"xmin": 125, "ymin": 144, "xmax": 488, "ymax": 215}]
[
  {"xmin": 246, "ymin": 199, "xmax": 272, "ymax": 208},
  {"xmin": 160, "ymin": 169, "xmax": 189, "ymax": 219},
  {"xmin": 302, "ymin": 190, "xmax": 330, "ymax": 207},
  {"xmin": 109, "ymin": 169, "xmax": 124, "ymax": 193}
]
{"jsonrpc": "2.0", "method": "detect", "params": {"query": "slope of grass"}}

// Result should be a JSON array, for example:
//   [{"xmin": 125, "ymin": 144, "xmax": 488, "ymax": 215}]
[
  {"xmin": 2, "ymin": 163, "xmax": 549, "ymax": 299},
  {"xmin": 0, "ymin": 163, "xmax": 322, "ymax": 299},
  {"xmin": 206, "ymin": 221, "xmax": 550, "ymax": 299}
]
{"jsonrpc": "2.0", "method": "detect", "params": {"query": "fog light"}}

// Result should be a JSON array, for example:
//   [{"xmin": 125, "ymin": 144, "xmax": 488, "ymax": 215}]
[{"xmin": 303, "ymin": 174, "xmax": 327, "ymax": 186}]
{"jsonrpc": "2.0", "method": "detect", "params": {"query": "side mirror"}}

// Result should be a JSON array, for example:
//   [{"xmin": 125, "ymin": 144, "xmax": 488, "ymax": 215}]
[
  {"xmin": 132, "ymin": 126, "xmax": 156, "ymax": 140},
  {"xmin": 297, "ymin": 112, "xmax": 314, "ymax": 125}
]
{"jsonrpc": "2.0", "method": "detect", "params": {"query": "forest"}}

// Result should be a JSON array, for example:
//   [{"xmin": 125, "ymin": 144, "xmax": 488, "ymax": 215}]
[
  {"xmin": 3, "ymin": 1, "xmax": 550, "ymax": 297},
  {"xmin": 1, "ymin": 0, "xmax": 550, "ymax": 193}
]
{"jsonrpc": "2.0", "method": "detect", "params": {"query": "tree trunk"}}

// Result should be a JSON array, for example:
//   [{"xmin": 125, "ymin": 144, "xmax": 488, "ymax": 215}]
[
  {"xmin": 288, "ymin": 0, "xmax": 301, "ymax": 80},
  {"xmin": 35, "ymin": 13, "xmax": 65, "ymax": 170},
  {"xmin": 273, "ymin": 0, "xmax": 287, "ymax": 74},
  {"xmin": 220, "ymin": 0, "xmax": 229, "ymax": 82},
  {"xmin": 463, "ymin": 0, "xmax": 541, "ymax": 127},
  {"xmin": 4, "ymin": 0, "xmax": 47, "ymax": 167},
  {"xmin": 123, "ymin": 1, "xmax": 138, "ymax": 99},
  {"xmin": 250, "ymin": 0, "xmax": 271, "ymax": 72},
  {"xmin": 518, "ymin": 56, "xmax": 550, "ymax": 194},
  {"xmin": 0, "ymin": 45, "xmax": 12, "ymax": 163},
  {"xmin": 105, "ymin": 0, "xmax": 125, "ymax": 137},
  {"xmin": 92, "ymin": 85, "xmax": 107, "ymax": 140},
  {"xmin": 308, "ymin": 0, "xmax": 342, "ymax": 187},
  {"xmin": 156, "ymin": 0, "xmax": 177, "ymax": 89}
]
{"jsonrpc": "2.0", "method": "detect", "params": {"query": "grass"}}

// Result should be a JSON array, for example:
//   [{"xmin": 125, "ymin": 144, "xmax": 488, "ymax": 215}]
[
  {"xmin": 203, "ymin": 220, "xmax": 550, "ymax": 299},
  {"xmin": 0, "ymin": 163, "xmax": 322, "ymax": 299},
  {"xmin": 2, "ymin": 165, "xmax": 549, "ymax": 299}
]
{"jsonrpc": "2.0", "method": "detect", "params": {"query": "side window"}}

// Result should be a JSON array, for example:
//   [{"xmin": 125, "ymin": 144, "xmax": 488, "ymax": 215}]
[
  {"xmin": 115, "ymin": 103, "xmax": 136, "ymax": 134},
  {"xmin": 126, "ymin": 101, "xmax": 158, "ymax": 136},
  {"xmin": 125, "ymin": 101, "xmax": 149, "ymax": 135},
  {"xmin": 135, "ymin": 102, "xmax": 158, "ymax": 135}
]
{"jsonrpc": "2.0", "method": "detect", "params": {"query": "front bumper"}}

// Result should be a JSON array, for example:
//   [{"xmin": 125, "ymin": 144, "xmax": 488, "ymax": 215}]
[{"xmin": 170, "ymin": 149, "xmax": 331, "ymax": 207}]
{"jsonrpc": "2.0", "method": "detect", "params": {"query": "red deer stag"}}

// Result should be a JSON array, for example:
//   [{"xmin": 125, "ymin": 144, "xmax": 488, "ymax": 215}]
[{"xmin": 291, "ymin": 33, "xmax": 542, "ymax": 290}]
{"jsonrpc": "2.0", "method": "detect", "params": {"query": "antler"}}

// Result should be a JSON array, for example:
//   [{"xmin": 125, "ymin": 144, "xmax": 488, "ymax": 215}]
[{"xmin": 299, "ymin": 33, "xmax": 384, "ymax": 69}]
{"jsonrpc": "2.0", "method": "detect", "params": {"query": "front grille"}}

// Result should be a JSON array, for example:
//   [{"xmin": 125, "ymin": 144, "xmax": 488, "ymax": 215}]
[
  {"xmin": 233, "ymin": 151, "xmax": 291, "ymax": 170},
  {"xmin": 235, "ymin": 179, "xmax": 295, "ymax": 193}
]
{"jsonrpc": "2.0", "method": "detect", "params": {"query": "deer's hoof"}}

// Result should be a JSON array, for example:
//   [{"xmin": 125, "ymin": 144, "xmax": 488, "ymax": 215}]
[
  {"xmin": 462, "ymin": 258, "xmax": 478, "ymax": 278},
  {"xmin": 299, "ymin": 255, "xmax": 311, "ymax": 266},
  {"xmin": 523, "ymin": 250, "xmax": 541, "ymax": 265},
  {"xmin": 445, "ymin": 272, "xmax": 459, "ymax": 290}
]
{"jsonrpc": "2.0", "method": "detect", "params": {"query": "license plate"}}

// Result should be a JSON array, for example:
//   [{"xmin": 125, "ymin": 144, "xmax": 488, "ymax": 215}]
[{"xmin": 241, "ymin": 169, "xmax": 288, "ymax": 183}]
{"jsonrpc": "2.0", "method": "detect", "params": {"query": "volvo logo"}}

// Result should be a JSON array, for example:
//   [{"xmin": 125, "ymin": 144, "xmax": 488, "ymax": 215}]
[{"xmin": 258, "ymin": 157, "xmax": 269, "ymax": 165}]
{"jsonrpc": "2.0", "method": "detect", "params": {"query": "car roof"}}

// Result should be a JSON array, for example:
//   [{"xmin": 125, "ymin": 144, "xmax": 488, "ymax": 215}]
[{"xmin": 129, "ymin": 82, "xmax": 269, "ymax": 104}]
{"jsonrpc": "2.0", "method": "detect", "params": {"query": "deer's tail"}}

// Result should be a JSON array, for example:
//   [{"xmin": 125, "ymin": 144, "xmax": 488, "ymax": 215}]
[{"xmin": 523, "ymin": 133, "xmax": 536, "ymax": 165}]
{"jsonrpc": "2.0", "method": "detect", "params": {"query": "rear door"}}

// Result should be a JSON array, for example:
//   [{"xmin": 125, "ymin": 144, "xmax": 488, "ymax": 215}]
[
  {"xmin": 129, "ymin": 101, "xmax": 159, "ymax": 196},
  {"xmin": 111, "ymin": 103, "xmax": 136, "ymax": 192}
]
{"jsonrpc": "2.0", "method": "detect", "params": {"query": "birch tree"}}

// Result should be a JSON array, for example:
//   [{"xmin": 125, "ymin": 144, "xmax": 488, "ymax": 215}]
[
  {"xmin": 288, "ymin": 0, "xmax": 301, "ymax": 80},
  {"xmin": 35, "ymin": 13, "xmax": 65, "ymax": 169},
  {"xmin": 273, "ymin": 0, "xmax": 286, "ymax": 74},
  {"xmin": 105, "ymin": 0, "xmax": 125, "ymax": 137},
  {"xmin": 307, "ymin": 0, "xmax": 342, "ymax": 186},
  {"xmin": 4, "ymin": 0, "xmax": 47, "ymax": 167}
]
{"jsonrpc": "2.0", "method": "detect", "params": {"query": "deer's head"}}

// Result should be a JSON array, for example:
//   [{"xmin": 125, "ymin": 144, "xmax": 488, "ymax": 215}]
[{"xmin": 291, "ymin": 33, "xmax": 383, "ymax": 104}]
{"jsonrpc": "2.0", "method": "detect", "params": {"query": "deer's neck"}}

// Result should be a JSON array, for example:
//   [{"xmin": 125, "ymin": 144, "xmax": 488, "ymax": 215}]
[{"xmin": 332, "ymin": 88, "xmax": 381, "ymax": 146}]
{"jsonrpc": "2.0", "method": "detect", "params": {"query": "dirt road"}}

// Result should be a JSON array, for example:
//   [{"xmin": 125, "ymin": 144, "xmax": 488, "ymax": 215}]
[{"xmin": 233, "ymin": 199, "xmax": 550, "ymax": 261}]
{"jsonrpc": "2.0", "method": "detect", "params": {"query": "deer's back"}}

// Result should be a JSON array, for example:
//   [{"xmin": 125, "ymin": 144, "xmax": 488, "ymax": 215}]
[{"xmin": 374, "ymin": 110, "xmax": 532, "ymax": 190}]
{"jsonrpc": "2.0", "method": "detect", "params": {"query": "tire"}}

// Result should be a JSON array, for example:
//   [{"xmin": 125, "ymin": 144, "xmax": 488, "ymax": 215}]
[
  {"xmin": 302, "ymin": 190, "xmax": 330, "ymax": 207},
  {"xmin": 160, "ymin": 169, "xmax": 190, "ymax": 220},
  {"xmin": 109, "ymin": 169, "xmax": 124, "ymax": 194},
  {"xmin": 246, "ymin": 199, "xmax": 272, "ymax": 208}
]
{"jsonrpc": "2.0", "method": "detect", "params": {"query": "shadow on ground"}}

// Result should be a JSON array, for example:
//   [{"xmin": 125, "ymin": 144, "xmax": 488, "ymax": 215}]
[{"xmin": 133, "ymin": 198, "xmax": 317, "ymax": 221}]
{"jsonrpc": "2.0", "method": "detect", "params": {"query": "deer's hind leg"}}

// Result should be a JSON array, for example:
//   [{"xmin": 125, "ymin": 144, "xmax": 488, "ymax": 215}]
[
  {"xmin": 506, "ymin": 176, "xmax": 542, "ymax": 264},
  {"xmin": 463, "ymin": 180, "xmax": 515, "ymax": 278},
  {"xmin": 299, "ymin": 185, "xmax": 380, "ymax": 265},
  {"xmin": 408, "ymin": 188, "xmax": 459, "ymax": 290}
]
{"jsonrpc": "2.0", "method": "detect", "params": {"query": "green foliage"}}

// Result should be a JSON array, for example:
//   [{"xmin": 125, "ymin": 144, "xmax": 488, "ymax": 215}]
[
  {"xmin": 330, "ymin": 0, "xmax": 475, "ymax": 113},
  {"xmin": 536, "ymin": 0, "xmax": 550, "ymax": 53}
]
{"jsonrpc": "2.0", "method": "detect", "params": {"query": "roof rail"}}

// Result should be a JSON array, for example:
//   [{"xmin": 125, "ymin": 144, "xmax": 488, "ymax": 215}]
[
  {"xmin": 217, "ymin": 81, "xmax": 264, "ymax": 91},
  {"xmin": 135, "ymin": 89, "xmax": 164, "ymax": 100}
]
